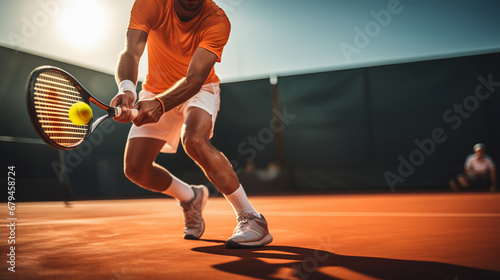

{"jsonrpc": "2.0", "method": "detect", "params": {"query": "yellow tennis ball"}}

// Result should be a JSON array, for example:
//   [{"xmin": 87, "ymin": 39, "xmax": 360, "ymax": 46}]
[{"xmin": 68, "ymin": 102, "xmax": 93, "ymax": 125}]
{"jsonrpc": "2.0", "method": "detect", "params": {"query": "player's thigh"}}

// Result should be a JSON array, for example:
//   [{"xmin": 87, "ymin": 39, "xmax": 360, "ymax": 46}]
[{"xmin": 124, "ymin": 137, "xmax": 166, "ymax": 168}]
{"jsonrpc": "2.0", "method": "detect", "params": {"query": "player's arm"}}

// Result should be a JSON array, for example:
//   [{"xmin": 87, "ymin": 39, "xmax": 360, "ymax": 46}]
[
  {"xmin": 132, "ymin": 47, "xmax": 218, "ymax": 126},
  {"xmin": 111, "ymin": 29, "xmax": 148, "ymax": 123}
]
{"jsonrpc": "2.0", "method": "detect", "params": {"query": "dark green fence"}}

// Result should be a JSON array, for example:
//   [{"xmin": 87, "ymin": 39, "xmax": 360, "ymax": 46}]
[{"xmin": 215, "ymin": 52, "xmax": 500, "ymax": 192}]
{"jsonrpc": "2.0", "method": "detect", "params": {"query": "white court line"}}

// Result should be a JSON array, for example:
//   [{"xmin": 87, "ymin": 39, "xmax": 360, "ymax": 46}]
[
  {"xmin": 16, "ymin": 211, "xmax": 500, "ymax": 226},
  {"xmin": 209, "ymin": 211, "xmax": 500, "ymax": 218},
  {"xmin": 17, "ymin": 213, "xmax": 178, "ymax": 226},
  {"xmin": 15, "ymin": 201, "xmax": 176, "ymax": 208},
  {"xmin": 262, "ymin": 211, "xmax": 500, "ymax": 218}
]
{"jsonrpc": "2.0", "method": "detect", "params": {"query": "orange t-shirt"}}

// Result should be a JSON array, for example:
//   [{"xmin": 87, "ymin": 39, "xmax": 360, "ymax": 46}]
[{"xmin": 128, "ymin": 0, "xmax": 230, "ymax": 93}]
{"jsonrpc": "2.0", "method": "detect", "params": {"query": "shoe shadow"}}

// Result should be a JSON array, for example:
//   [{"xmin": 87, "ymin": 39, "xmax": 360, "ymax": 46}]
[
  {"xmin": 192, "ymin": 244, "xmax": 500, "ymax": 280},
  {"xmin": 195, "ymin": 238, "xmax": 226, "ymax": 244}
]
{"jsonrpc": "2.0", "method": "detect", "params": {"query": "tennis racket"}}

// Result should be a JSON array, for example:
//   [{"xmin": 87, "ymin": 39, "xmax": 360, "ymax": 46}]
[{"xmin": 26, "ymin": 65, "xmax": 138, "ymax": 150}]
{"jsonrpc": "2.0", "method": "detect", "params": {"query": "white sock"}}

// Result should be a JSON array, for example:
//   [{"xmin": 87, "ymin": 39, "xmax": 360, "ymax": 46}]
[
  {"xmin": 161, "ymin": 175, "xmax": 194, "ymax": 203},
  {"xmin": 224, "ymin": 185, "xmax": 259, "ymax": 216}
]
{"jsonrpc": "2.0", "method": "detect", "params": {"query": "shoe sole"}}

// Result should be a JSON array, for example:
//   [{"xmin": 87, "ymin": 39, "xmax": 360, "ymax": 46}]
[
  {"xmin": 225, "ymin": 233, "xmax": 273, "ymax": 249},
  {"xmin": 184, "ymin": 185, "xmax": 209, "ymax": 240}
]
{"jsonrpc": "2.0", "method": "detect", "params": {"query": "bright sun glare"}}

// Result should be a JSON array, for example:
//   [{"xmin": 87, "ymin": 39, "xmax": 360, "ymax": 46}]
[{"xmin": 57, "ymin": 0, "xmax": 108, "ymax": 51}]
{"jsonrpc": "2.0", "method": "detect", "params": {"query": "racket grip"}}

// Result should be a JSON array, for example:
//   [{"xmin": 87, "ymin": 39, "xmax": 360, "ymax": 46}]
[
  {"xmin": 115, "ymin": 107, "xmax": 139, "ymax": 120},
  {"xmin": 130, "ymin": 109, "xmax": 138, "ymax": 120}
]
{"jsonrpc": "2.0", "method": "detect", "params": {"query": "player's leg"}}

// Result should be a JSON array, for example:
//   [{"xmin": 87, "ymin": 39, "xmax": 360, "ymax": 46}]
[
  {"xmin": 125, "ymin": 137, "xmax": 172, "ymax": 192},
  {"xmin": 124, "ymin": 137, "xmax": 192, "ymax": 199},
  {"xmin": 181, "ymin": 107, "xmax": 238, "ymax": 194},
  {"xmin": 124, "ymin": 137, "xmax": 208, "ymax": 239},
  {"xmin": 181, "ymin": 106, "xmax": 272, "ymax": 248}
]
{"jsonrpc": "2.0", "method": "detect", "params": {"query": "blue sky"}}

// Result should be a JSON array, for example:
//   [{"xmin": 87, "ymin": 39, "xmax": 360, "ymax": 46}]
[{"xmin": 1, "ymin": 0, "xmax": 499, "ymax": 82}]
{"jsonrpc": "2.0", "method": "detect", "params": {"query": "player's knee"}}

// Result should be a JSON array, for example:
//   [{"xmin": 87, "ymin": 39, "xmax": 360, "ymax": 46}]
[
  {"xmin": 182, "ymin": 134, "xmax": 207, "ymax": 157},
  {"xmin": 124, "ymin": 163, "xmax": 139, "ymax": 183},
  {"xmin": 124, "ymin": 159, "xmax": 148, "ymax": 184}
]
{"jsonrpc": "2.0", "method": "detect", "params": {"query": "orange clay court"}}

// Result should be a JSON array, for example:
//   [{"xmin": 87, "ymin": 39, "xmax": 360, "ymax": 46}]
[{"xmin": 2, "ymin": 192, "xmax": 500, "ymax": 280}]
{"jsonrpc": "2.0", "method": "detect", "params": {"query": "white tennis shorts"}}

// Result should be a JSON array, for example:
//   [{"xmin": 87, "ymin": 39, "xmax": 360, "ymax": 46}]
[{"xmin": 128, "ymin": 82, "xmax": 221, "ymax": 153}]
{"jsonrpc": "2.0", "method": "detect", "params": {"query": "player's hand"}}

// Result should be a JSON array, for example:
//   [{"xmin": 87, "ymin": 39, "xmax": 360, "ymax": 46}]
[
  {"xmin": 110, "ymin": 91, "xmax": 135, "ymax": 123},
  {"xmin": 132, "ymin": 98, "xmax": 163, "ymax": 127}
]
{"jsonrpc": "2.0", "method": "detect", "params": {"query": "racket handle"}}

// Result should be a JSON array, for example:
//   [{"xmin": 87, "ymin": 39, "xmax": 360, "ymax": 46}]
[
  {"xmin": 130, "ymin": 109, "xmax": 138, "ymax": 120},
  {"xmin": 115, "ymin": 107, "xmax": 139, "ymax": 120}
]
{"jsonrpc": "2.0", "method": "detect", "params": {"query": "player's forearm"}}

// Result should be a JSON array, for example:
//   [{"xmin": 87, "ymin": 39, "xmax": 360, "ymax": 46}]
[
  {"xmin": 150, "ymin": 47, "xmax": 215, "ymax": 114},
  {"xmin": 491, "ymin": 170, "xmax": 497, "ymax": 186},
  {"xmin": 156, "ymin": 76, "xmax": 204, "ymax": 113},
  {"xmin": 115, "ymin": 51, "xmax": 139, "ymax": 86}
]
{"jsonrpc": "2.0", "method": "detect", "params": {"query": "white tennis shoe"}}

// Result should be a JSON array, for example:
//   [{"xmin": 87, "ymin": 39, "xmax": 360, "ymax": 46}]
[
  {"xmin": 179, "ymin": 185, "xmax": 208, "ymax": 240},
  {"xmin": 226, "ymin": 212, "xmax": 273, "ymax": 248}
]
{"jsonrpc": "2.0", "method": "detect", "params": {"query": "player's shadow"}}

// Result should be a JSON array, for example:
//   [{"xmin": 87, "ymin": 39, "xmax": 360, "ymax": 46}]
[{"xmin": 192, "ymin": 244, "xmax": 500, "ymax": 280}]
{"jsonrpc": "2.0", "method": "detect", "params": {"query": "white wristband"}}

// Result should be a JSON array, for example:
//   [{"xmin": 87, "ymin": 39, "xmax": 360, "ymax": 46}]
[{"xmin": 119, "ymin": 80, "xmax": 137, "ymax": 104}]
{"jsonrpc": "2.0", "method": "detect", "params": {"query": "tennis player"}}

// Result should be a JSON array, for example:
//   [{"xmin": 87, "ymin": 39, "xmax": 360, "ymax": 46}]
[
  {"xmin": 110, "ymin": 0, "xmax": 272, "ymax": 248},
  {"xmin": 450, "ymin": 143, "xmax": 497, "ymax": 192}
]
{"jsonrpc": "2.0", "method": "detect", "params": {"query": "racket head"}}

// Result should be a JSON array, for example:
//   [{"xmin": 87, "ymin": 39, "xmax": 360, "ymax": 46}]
[{"xmin": 26, "ymin": 66, "xmax": 93, "ymax": 150}]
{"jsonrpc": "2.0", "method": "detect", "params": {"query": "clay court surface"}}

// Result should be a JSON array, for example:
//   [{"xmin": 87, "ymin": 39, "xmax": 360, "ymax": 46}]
[{"xmin": 2, "ymin": 192, "xmax": 500, "ymax": 280}]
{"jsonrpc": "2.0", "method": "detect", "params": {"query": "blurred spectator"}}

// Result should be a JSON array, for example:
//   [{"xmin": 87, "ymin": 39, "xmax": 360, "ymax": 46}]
[
  {"xmin": 450, "ymin": 143, "xmax": 497, "ymax": 192},
  {"xmin": 244, "ymin": 161, "xmax": 281, "ymax": 181}
]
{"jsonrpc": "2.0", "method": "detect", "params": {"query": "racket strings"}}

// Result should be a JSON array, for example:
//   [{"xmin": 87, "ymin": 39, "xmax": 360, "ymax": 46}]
[{"xmin": 33, "ymin": 71, "xmax": 89, "ymax": 146}]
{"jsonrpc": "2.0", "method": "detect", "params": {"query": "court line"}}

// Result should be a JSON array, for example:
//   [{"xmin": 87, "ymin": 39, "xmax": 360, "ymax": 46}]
[
  {"xmin": 17, "ymin": 213, "xmax": 179, "ymax": 226},
  {"xmin": 15, "ymin": 201, "xmax": 175, "ymax": 208},
  {"xmin": 16, "ymin": 211, "xmax": 500, "ymax": 226},
  {"xmin": 262, "ymin": 211, "xmax": 500, "ymax": 218}
]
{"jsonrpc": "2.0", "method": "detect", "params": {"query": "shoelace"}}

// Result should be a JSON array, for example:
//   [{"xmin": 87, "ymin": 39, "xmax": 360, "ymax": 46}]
[
  {"xmin": 234, "ymin": 215, "xmax": 256, "ymax": 233},
  {"xmin": 185, "ymin": 211, "xmax": 196, "ymax": 227},
  {"xmin": 181, "ymin": 203, "xmax": 200, "ymax": 227}
]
